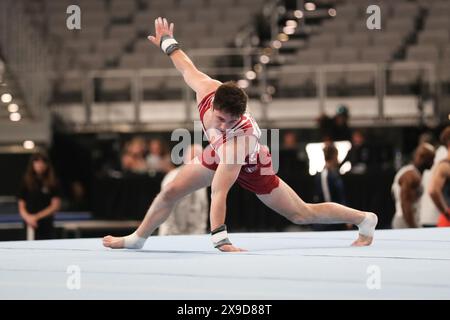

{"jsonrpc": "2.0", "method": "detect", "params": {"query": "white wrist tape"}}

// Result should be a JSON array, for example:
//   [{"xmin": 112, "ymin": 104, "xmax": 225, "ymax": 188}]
[
  {"xmin": 211, "ymin": 224, "xmax": 232, "ymax": 248},
  {"xmin": 160, "ymin": 35, "xmax": 180, "ymax": 55},
  {"xmin": 123, "ymin": 232, "xmax": 146, "ymax": 249},
  {"xmin": 357, "ymin": 212, "xmax": 378, "ymax": 237}
]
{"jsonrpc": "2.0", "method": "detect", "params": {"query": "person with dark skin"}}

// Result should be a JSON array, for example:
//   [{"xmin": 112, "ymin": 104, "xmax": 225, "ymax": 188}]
[
  {"xmin": 391, "ymin": 143, "xmax": 435, "ymax": 228},
  {"xmin": 429, "ymin": 126, "xmax": 450, "ymax": 227}
]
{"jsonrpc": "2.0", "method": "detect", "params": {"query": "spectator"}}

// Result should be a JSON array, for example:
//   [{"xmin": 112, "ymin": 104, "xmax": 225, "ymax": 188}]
[
  {"xmin": 341, "ymin": 130, "xmax": 372, "ymax": 174},
  {"xmin": 146, "ymin": 138, "xmax": 172, "ymax": 175},
  {"xmin": 97, "ymin": 139, "xmax": 122, "ymax": 177},
  {"xmin": 279, "ymin": 131, "xmax": 307, "ymax": 177},
  {"xmin": 318, "ymin": 104, "xmax": 352, "ymax": 142},
  {"xmin": 17, "ymin": 152, "xmax": 61, "ymax": 240},
  {"xmin": 312, "ymin": 144, "xmax": 351, "ymax": 231},
  {"xmin": 418, "ymin": 131, "xmax": 435, "ymax": 145},
  {"xmin": 68, "ymin": 180, "xmax": 88, "ymax": 211},
  {"xmin": 391, "ymin": 143, "xmax": 435, "ymax": 229},
  {"xmin": 121, "ymin": 136, "xmax": 148, "ymax": 174},
  {"xmin": 158, "ymin": 144, "xmax": 209, "ymax": 236},
  {"xmin": 282, "ymin": 131, "xmax": 298, "ymax": 150}
]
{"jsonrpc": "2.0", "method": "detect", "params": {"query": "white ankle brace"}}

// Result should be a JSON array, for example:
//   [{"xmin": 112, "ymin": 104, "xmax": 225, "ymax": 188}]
[
  {"xmin": 357, "ymin": 213, "xmax": 378, "ymax": 237},
  {"xmin": 123, "ymin": 232, "xmax": 146, "ymax": 249}
]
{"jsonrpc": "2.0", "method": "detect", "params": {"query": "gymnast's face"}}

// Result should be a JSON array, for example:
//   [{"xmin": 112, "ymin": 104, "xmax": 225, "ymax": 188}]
[{"xmin": 211, "ymin": 108, "xmax": 241, "ymax": 133}]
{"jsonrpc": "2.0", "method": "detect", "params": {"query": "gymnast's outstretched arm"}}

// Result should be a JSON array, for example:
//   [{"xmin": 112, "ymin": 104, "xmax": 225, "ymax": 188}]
[{"xmin": 147, "ymin": 17, "xmax": 221, "ymax": 103}]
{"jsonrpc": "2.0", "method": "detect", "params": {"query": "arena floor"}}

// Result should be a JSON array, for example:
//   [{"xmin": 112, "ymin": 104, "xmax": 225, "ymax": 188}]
[{"xmin": 1, "ymin": 228, "xmax": 449, "ymax": 300}]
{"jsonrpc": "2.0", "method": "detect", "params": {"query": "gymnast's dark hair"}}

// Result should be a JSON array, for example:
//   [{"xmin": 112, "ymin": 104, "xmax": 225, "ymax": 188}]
[{"xmin": 213, "ymin": 81, "xmax": 247, "ymax": 118}]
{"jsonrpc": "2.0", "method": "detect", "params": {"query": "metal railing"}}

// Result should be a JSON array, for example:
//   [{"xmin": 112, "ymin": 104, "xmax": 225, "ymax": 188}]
[{"xmin": 51, "ymin": 46, "xmax": 439, "ymax": 129}]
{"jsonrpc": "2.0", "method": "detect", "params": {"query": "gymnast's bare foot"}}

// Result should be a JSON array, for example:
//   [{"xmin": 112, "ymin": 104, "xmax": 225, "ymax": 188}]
[{"xmin": 103, "ymin": 235, "xmax": 125, "ymax": 249}]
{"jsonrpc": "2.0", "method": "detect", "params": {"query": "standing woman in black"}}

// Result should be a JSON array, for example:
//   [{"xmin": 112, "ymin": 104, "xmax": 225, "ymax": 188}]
[{"xmin": 18, "ymin": 152, "xmax": 61, "ymax": 240}]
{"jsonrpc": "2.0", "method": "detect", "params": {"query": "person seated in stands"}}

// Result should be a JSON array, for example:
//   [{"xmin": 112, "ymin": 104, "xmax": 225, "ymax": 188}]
[
  {"xmin": 17, "ymin": 152, "xmax": 61, "ymax": 240},
  {"xmin": 146, "ymin": 138, "xmax": 173, "ymax": 175},
  {"xmin": 312, "ymin": 144, "xmax": 352, "ymax": 231},
  {"xmin": 121, "ymin": 136, "xmax": 149, "ymax": 175}
]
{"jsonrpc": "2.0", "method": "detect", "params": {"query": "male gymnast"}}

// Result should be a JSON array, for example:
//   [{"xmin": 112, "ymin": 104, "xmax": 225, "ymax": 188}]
[{"xmin": 103, "ymin": 18, "xmax": 377, "ymax": 252}]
